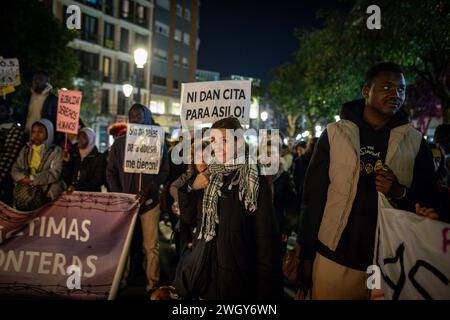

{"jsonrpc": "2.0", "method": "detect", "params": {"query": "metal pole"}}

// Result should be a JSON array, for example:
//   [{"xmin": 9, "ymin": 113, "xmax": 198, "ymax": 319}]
[{"xmin": 135, "ymin": 67, "xmax": 142, "ymax": 103}]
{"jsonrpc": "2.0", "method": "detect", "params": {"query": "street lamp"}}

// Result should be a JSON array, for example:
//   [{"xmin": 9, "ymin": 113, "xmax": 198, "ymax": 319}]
[
  {"xmin": 122, "ymin": 84, "xmax": 133, "ymax": 98},
  {"xmin": 122, "ymin": 83, "xmax": 133, "ymax": 109},
  {"xmin": 260, "ymin": 111, "xmax": 268, "ymax": 122},
  {"xmin": 133, "ymin": 48, "xmax": 148, "ymax": 103}
]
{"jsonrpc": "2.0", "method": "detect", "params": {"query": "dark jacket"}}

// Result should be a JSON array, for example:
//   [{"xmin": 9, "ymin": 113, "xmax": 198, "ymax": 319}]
[
  {"xmin": 106, "ymin": 122, "xmax": 170, "ymax": 212},
  {"xmin": 0, "ymin": 123, "xmax": 26, "ymax": 205},
  {"xmin": 177, "ymin": 174, "xmax": 204, "ymax": 248},
  {"xmin": 213, "ymin": 173, "xmax": 283, "ymax": 300},
  {"xmin": 298, "ymin": 99, "xmax": 438, "ymax": 271},
  {"xmin": 63, "ymin": 145, "xmax": 107, "ymax": 192}
]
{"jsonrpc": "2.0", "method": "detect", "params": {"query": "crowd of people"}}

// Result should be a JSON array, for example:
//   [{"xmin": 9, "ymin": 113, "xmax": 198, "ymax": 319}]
[{"xmin": 0, "ymin": 63, "xmax": 449, "ymax": 300}]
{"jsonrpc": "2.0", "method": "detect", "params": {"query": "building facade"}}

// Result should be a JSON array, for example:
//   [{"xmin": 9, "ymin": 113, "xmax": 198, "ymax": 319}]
[
  {"xmin": 150, "ymin": 0, "xmax": 199, "ymax": 132},
  {"xmin": 50, "ymin": 0, "xmax": 199, "ymax": 151}
]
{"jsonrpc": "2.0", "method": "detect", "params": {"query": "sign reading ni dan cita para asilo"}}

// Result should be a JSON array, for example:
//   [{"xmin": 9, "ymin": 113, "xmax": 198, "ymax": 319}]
[{"xmin": 180, "ymin": 80, "xmax": 252, "ymax": 129}]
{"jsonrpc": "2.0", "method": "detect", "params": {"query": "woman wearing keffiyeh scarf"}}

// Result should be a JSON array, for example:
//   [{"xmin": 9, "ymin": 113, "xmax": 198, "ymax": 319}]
[
  {"xmin": 173, "ymin": 117, "xmax": 283, "ymax": 300},
  {"xmin": 198, "ymin": 156, "xmax": 260, "ymax": 241}
]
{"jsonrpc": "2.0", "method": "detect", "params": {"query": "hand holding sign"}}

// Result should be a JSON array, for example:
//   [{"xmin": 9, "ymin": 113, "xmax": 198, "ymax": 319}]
[{"xmin": 124, "ymin": 124, "xmax": 164, "ymax": 175}]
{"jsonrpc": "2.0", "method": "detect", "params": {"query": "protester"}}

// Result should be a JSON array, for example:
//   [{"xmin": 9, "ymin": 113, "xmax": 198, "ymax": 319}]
[
  {"xmin": 432, "ymin": 124, "xmax": 450, "ymax": 223},
  {"xmin": 434, "ymin": 124, "xmax": 450, "ymax": 186},
  {"xmin": 11, "ymin": 119, "xmax": 64, "ymax": 211},
  {"xmin": 0, "ymin": 99, "xmax": 26, "ymax": 205},
  {"xmin": 161, "ymin": 135, "xmax": 188, "ymax": 258},
  {"xmin": 296, "ymin": 62, "xmax": 439, "ymax": 300},
  {"xmin": 107, "ymin": 103, "xmax": 170, "ymax": 292},
  {"xmin": 170, "ymin": 139, "xmax": 209, "ymax": 254},
  {"xmin": 173, "ymin": 116, "xmax": 283, "ymax": 300},
  {"xmin": 17, "ymin": 71, "xmax": 58, "ymax": 137},
  {"xmin": 108, "ymin": 122, "xmax": 128, "ymax": 140},
  {"xmin": 63, "ymin": 128, "xmax": 106, "ymax": 192},
  {"xmin": 260, "ymin": 131, "xmax": 296, "ymax": 241},
  {"xmin": 280, "ymin": 144, "xmax": 294, "ymax": 173},
  {"xmin": 293, "ymin": 137, "xmax": 318, "ymax": 210},
  {"xmin": 294, "ymin": 140, "xmax": 307, "ymax": 160}
]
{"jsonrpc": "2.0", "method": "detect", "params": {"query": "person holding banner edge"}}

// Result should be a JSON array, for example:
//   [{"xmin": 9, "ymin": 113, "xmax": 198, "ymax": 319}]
[
  {"xmin": 63, "ymin": 127, "xmax": 107, "ymax": 193},
  {"xmin": 296, "ymin": 62, "xmax": 440, "ymax": 300},
  {"xmin": 11, "ymin": 119, "xmax": 65, "ymax": 211},
  {"xmin": 106, "ymin": 103, "xmax": 169, "ymax": 293}
]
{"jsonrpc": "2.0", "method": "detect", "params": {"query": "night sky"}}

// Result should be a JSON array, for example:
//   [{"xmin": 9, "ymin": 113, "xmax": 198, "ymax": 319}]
[{"xmin": 197, "ymin": 0, "xmax": 351, "ymax": 85}]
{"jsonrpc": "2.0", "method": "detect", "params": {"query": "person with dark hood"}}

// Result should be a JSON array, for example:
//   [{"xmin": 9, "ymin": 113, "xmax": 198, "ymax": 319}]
[
  {"xmin": 173, "ymin": 116, "xmax": 283, "ymax": 300},
  {"xmin": 11, "ymin": 119, "xmax": 64, "ymax": 211},
  {"xmin": 0, "ymin": 99, "xmax": 26, "ymax": 205},
  {"xmin": 107, "ymin": 103, "xmax": 170, "ymax": 292},
  {"xmin": 63, "ymin": 128, "xmax": 106, "ymax": 192},
  {"xmin": 296, "ymin": 62, "xmax": 439, "ymax": 299}
]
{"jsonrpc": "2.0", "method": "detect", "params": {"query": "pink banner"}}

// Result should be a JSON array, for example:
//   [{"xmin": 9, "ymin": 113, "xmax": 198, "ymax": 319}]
[
  {"xmin": 0, "ymin": 192, "xmax": 139, "ymax": 299},
  {"xmin": 56, "ymin": 90, "xmax": 82, "ymax": 134}
]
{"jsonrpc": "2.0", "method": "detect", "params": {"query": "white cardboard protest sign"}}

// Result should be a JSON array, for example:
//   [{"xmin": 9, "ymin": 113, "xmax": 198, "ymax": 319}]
[
  {"xmin": 124, "ymin": 124, "xmax": 164, "ymax": 174},
  {"xmin": 0, "ymin": 57, "xmax": 20, "ymax": 87},
  {"xmin": 376, "ymin": 207, "xmax": 450, "ymax": 300},
  {"xmin": 180, "ymin": 80, "xmax": 251, "ymax": 129}
]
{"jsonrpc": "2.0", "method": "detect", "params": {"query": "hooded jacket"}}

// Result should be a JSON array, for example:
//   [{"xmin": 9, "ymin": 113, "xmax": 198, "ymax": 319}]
[
  {"xmin": 63, "ymin": 144, "xmax": 106, "ymax": 192},
  {"xmin": 106, "ymin": 105, "xmax": 170, "ymax": 212},
  {"xmin": 11, "ymin": 119, "xmax": 65, "ymax": 200},
  {"xmin": 298, "ymin": 99, "xmax": 438, "ymax": 271}
]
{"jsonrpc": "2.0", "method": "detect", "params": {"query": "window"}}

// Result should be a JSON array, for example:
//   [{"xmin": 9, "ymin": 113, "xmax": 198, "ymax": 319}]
[
  {"xmin": 153, "ymin": 48, "xmax": 168, "ymax": 61},
  {"xmin": 77, "ymin": 50, "xmax": 100, "ymax": 79},
  {"xmin": 85, "ymin": 0, "xmax": 102, "ymax": 10},
  {"xmin": 185, "ymin": 9, "xmax": 191, "ymax": 21},
  {"xmin": 120, "ymin": 28, "xmax": 129, "ymax": 52},
  {"xmin": 117, "ymin": 91, "xmax": 126, "ymax": 115},
  {"xmin": 82, "ymin": 14, "xmax": 98, "ymax": 43},
  {"xmin": 153, "ymin": 75, "xmax": 167, "ymax": 87},
  {"xmin": 135, "ymin": 4, "xmax": 148, "ymax": 27},
  {"xmin": 157, "ymin": 0, "xmax": 170, "ymax": 11},
  {"xmin": 101, "ymin": 89, "xmax": 110, "ymax": 114},
  {"xmin": 176, "ymin": 4, "xmax": 182, "ymax": 17},
  {"xmin": 182, "ymin": 57, "xmax": 189, "ymax": 68},
  {"xmin": 135, "ymin": 33, "xmax": 149, "ymax": 49},
  {"xmin": 171, "ymin": 102, "xmax": 181, "ymax": 115},
  {"xmin": 103, "ymin": 56, "xmax": 111, "ymax": 82},
  {"xmin": 174, "ymin": 29, "xmax": 182, "ymax": 41},
  {"xmin": 117, "ymin": 60, "xmax": 130, "ymax": 82},
  {"xmin": 173, "ymin": 80, "xmax": 179, "ymax": 90},
  {"xmin": 155, "ymin": 21, "xmax": 169, "ymax": 36},
  {"xmin": 104, "ymin": 22, "xmax": 115, "ymax": 49},
  {"xmin": 183, "ymin": 33, "xmax": 190, "ymax": 45},
  {"xmin": 173, "ymin": 54, "xmax": 180, "ymax": 66},
  {"xmin": 150, "ymin": 100, "xmax": 165, "ymax": 114},
  {"xmin": 120, "ymin": 0, "xmax": 134, "ymax": 21},
  {"xmin": 104, "ymin": 0, "xmax": 114, "ymax": 15}
]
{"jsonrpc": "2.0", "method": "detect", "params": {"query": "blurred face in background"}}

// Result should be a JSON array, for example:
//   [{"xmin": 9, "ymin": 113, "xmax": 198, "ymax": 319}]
[
  {"xmin": 78, "ymin": 131, "xmax": 89, "ymax": 149},
  {"xmin": 31, "ymin": 123, "xmax": 47, "ymax": 145},
  {"xmin": 129, "ymin": 107, "xmax": 145, "ymax": 124},
  {"xmin": 32, "ymin": 73, "xmax": 48, "ymax": 93}
]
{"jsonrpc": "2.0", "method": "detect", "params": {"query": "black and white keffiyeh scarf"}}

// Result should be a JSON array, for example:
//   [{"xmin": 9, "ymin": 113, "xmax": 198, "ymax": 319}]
[{"xmin": 198, "ymin": 158, "xmax": 260, "ymax": 242}]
